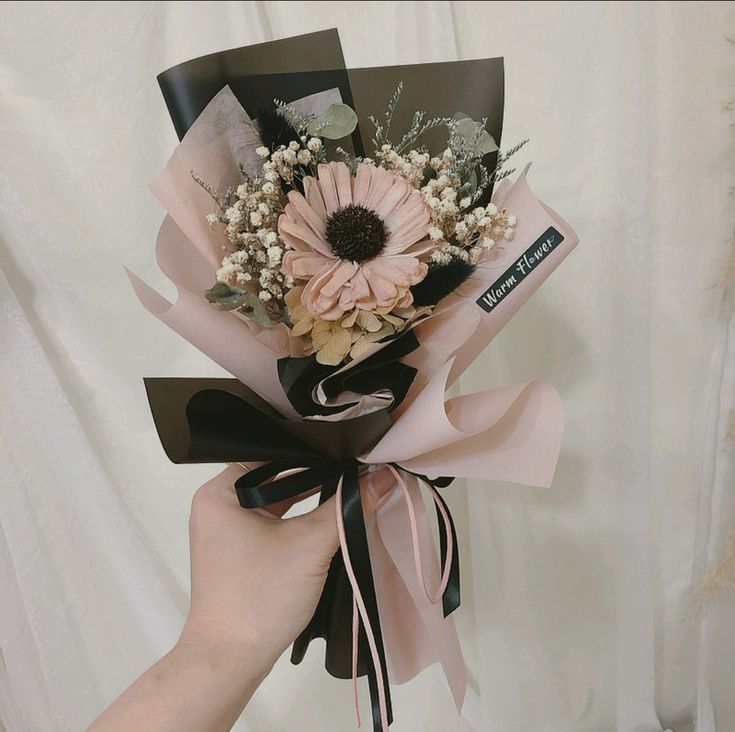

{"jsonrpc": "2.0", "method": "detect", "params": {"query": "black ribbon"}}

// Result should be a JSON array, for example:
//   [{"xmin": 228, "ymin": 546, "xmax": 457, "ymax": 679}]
[
  {"xmin": 277, "ymin": 330, "xmax": 421, "ymax": 418},
  {"xmin": 235, "ymin": 456, "xmax": 459, "ymax": 732},
  {"xmin": 143, "ymin": 376, "xmax": 460, "ymax": 732}
]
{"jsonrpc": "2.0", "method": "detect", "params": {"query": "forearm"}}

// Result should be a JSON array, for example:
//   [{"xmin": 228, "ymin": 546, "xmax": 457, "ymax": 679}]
[{"xmin": 87, "ymin": 639, "xmax": 272, "ymax": 732}]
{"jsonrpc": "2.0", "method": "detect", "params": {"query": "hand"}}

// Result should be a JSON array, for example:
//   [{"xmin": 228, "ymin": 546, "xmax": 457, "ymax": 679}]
[
  {"xmin": 181, "ymin": 464, "xmax": 343, "ymax": 676},
  {"xmin": 88, "ymin": 464, "xmax": 387, "ymax": 732}
]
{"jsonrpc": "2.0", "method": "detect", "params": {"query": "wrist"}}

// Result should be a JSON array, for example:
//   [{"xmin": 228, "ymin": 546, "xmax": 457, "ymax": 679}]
[{"xmin": 177, "ymin": 619, "xmax": 277, "ymax": 685}]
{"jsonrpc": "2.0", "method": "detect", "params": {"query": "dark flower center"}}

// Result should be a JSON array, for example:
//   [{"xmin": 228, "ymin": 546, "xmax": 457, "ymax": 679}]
[{"xmin": 325, "ymin": 204, "xmax": 387, "ymax": 263}]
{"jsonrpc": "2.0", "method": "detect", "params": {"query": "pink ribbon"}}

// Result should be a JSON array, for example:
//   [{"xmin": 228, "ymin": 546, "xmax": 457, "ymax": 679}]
[{"xmin": 338, "ymin": 465, "xmax": 457, "ymax": 730}]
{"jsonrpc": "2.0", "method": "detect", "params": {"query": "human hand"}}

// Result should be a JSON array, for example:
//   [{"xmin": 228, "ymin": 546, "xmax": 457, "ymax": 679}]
[
  {"xmin": 179, "ymin": 464, "xmax": 346, "ymax": 677},
  {"xmin": 89, "ymin": 463, "xmax": 389, "ymax": 732}
]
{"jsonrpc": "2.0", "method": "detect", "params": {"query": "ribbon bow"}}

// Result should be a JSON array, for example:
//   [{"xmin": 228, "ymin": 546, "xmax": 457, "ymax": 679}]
[
  {"xmin": 236, "ymin": 458, "xmax": 459, "ymax": 732},
  {"xmin": 144, "ymin": 376, "xmax": 460, "ymax": 732}
]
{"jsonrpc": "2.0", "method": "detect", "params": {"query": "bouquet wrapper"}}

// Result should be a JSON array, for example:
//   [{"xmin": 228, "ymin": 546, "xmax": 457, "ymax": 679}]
[{"xmin": 129, "ymin": 31, "xmax": 578, "ymax": 731}]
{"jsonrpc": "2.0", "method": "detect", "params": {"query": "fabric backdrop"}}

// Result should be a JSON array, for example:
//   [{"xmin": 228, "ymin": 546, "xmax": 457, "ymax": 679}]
[{"xmin": 1, "ymin": 2, "xmax": 733, "ymax": 731}]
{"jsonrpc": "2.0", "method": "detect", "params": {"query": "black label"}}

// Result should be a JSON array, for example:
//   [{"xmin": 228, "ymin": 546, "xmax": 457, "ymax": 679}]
[{"xmin": 476, "ymin": 226, "xmax": 564, "ymax": 313}]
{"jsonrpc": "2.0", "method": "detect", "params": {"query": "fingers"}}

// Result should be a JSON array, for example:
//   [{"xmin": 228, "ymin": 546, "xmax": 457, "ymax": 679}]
[{"xmin": 259, "ymin": 487, "xmax": 321, "ymax": 519}]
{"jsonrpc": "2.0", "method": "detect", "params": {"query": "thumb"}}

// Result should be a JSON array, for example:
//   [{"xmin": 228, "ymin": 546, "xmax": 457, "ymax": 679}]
[{"xmin": 295, "ymin": 495, "xmax": 340, "ymax": 555}]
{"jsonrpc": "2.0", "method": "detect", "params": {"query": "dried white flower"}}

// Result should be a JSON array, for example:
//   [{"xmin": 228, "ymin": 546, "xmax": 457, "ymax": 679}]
[
  {"xmin": 225, "ymin": 206, "xmax": 242, "ymax": 223},
  {"xmin": 255, "ymin": 146, "xmax": 270, "ymax": 159},
  {"xmin": 267, "ymin": 246, "xmax": 282, "ymax": 265}
]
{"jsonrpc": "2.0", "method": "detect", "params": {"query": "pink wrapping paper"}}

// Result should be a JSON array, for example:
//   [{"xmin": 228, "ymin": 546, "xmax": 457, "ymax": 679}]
[{"xmin": 129, "ymin": 86, "xmax": 579, "ymax": 719}]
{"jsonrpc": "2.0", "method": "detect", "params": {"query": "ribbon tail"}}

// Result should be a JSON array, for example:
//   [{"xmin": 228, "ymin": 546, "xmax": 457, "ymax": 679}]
[
  {"xmin": 337, "ymin": 463, "xmax": 393, "ymax": 731},
  {"xmin": 374, "ymin": 473, "xmax": 467, "ymax": 712},
  {"xmin": 426, "ymin": 481, "xmax": 461, "ymax": 617},
  {"xmin": 292, "ymin": 476, "xmax": 371, "ymax": 679}
]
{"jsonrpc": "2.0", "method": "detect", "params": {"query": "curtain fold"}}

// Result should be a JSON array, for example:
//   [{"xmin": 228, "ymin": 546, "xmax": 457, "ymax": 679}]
[{"xmin": 0, "ymin": 2, "xmax": 732, "ymax": 731}]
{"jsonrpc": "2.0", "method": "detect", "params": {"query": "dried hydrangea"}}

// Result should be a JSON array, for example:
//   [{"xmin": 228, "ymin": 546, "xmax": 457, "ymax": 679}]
[{"xmin": 286, "ymin": 286, "xmax": 414, "ymax": 365}]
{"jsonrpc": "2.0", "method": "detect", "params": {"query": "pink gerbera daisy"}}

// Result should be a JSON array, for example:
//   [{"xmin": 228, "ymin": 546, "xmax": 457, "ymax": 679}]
[{"xmin": 278, "ymin": 161, "xmax": 432, "ymax": 321}]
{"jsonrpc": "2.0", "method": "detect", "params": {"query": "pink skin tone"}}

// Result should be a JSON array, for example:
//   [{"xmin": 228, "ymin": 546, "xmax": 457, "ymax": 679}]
[{"xmin": 88, "ymin": 466, "xmax": 390, "ymax": 732}]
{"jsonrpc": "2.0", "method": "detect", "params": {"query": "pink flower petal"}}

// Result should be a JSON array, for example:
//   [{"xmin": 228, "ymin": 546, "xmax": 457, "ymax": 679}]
[
  {"xmin": 304, "ymin": 177, "xmax": 327, "ymax": 223},
  {"xmin": 301, "ymin": 259, "xmax": 359, "ymax": 319},
  {"xmin": 285, "ymin": 164, "xmax": 435, "ymax": 323},
  {"xmin": 339, "ymin": 269, "xmax": 373, "ymax": 311},
  {"xmin": 353, "ymin": 164, "xmax": 372, "ymax": 205},
  {"xmin": 384, "ymin": 192, "xmax": 429, "ymax": 232},
  {"xmin": 373, "ymin": 177, "xmax": 411, "ymax": 219},
  {"xmin": 332, "ymin": 161, "xmax": 353, "ymax": 209},
  {"xmin": 383, "ymin": 226, "xmax": 435, "ymax": 254},
  {"xmin": 360, "ymin": 261, "xmax": 399, "ymax": 303},
  {"xmin": 318, "ymin": 302, "xmax": 349, "ymax": 321},
  {"xmin": 288, "ymin": 189, "xmax": 326, "ymax": 239},
  {"xmin": 400, "ymin": 237, "xmax": 436, "ymax": 257},
  {"xmin": 317, "ymin": 163, "xmax": 340, "ymax": 215},
  {"xmin": 395, "ymin": 290, "xmax": 415, "ymax": 309},
  {"xmin": 365, "ymin": 167, "xmax": 394, "ymax": 210},
  {"xmin": 282, "ymin": 250, "xmax": 332, "ymax": 279},
  {"xmin": 320, "ymin": 259, "xmax": 359, "ymax": 298},
  {"xmin": 371, "ymin": 255, "xmax": 428, "ymax": 288},
  {"xmin": 279, "ymin": 215, "xmax": 333, "ymax": 257}
]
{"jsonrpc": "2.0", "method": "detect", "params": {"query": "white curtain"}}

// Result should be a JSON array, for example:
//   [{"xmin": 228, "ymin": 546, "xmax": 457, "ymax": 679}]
[{"xmin": 1, "ymin": 2, "xmax": 733, "ymax": 731}]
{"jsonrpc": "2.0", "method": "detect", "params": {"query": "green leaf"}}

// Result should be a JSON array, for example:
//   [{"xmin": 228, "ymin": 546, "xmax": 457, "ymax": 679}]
[
  {"xmin": 453, "ymin": 113, "xmax": 498, "ymax": 157},
  {"xmin": 205, "ymin": 282, "xmax": 234, "ymax": 302},
  {"xmin": 243, "ymin": 293, "xmax": 275, "ymax": 328},
  {"xmin": 460, "ymin": 168, "xmax": 479, "ymax": 197},
  {"xmin": 206, "ymin": 282, "xmax": 249, "ymax": 311},
  {"xmin": 307, "ymin": 103, "xmax": 358, "ymax": 140},
  {"xmin": 206, "ymin": 282, "xmax": 277, "ymax": 327},
  {"xmin": 217, "ymin": 294, "xmax": 250, "ymax": 311}
]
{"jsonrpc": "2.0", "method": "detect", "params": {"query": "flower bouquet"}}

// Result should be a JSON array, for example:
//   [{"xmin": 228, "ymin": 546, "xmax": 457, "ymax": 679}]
[{"xmin": 129, "ymin": 29, "xmax": 579, "ymax": 732}]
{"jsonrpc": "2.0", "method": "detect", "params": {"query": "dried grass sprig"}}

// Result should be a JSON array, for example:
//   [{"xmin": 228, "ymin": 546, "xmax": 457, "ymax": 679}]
[{"xmin": 687, "ymin": 522, "xmax": 735, "ymax": 619}]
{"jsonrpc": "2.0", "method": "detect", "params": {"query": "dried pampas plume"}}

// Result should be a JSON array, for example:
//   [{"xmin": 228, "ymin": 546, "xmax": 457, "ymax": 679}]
[{"xmin": 687, "ymin": 520, "xmax": 735, "ymax": 619}]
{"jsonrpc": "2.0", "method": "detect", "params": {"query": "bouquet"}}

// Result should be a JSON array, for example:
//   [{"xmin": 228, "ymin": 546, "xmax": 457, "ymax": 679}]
[{"xmin": 129, "ymin": 29, "xmax": 579, "ymax": 731}]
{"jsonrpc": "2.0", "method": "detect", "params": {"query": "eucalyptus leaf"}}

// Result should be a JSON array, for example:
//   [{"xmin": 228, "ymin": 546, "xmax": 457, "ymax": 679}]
[
  {"xmin": 205, "ymin": 282, "xmax": 235, "ymax": 302},
  {"xmin": 306, "ymin": 103, "xmax": 358, "ymax": 140},
  {"xmin": 205, "ymin": 282, "xmax": 250, "ymax": 311},
  {"xmin": 460, "ymin": 168, "xmax": 479, "ymax": 197},
  {"xmin": 243, "ymin": 293, "xmax": 276, "ymax": 328},
  {"xmin": 217, "ymin": 293, "xmax": 250, "ymax": 311},
  {"xmin": 453, "ymin": 113, "xmax": 498, "ymax": 157}
]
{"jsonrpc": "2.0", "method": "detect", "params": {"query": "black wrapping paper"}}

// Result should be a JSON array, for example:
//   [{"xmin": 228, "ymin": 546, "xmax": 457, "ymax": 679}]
[
  {"xmin": 158, "ymin": 29, "xmax": 504, "ymax": 199},
  {"xmin": 150, "ymin": 30, "xmax": 505, "ymax": 720}
]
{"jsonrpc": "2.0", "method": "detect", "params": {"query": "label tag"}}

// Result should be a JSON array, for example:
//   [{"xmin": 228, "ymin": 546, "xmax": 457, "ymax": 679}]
[{"xmin": 476, "ymin": 226, "xmax": 565, "ymax": 313}]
